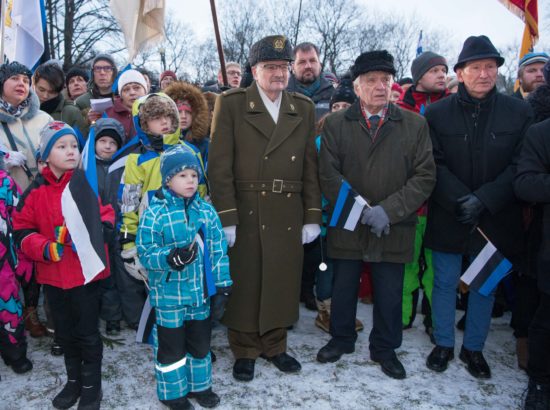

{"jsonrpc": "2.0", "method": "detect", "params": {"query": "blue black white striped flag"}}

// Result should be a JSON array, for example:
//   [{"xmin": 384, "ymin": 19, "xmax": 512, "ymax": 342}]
[
  {"xmin": 329, "ymin": 180, "xmax": 368, "ymax": 231},
  {"xmin": 460, "ymin": 240, "xmax": 513, "ymax": 296},
  {"xmin": 61, "ymin": 125, "xmax": 107, "ymax": 284}
]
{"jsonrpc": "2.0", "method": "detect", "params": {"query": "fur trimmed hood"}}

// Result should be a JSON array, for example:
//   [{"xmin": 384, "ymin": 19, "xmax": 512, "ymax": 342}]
[
  {"xmin": 528, "ymin": 84, "xmax": 550, "ymax": 124},
  {"xmin": 0, "ymin": 89, "xmax": 41, "ymax": 124},
  {"xmin": 164, "ymin": 81, "xmax": 210, "ymax": 141}
]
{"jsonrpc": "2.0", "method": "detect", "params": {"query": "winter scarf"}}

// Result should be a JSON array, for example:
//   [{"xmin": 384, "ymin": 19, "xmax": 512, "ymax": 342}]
[
  {"xmin": 0, "ymin": 96, "xmax": 30, "ymax": 118},
  {"xmin": 294, "ymin": 77, "xmax": 321, "ymax": 98}
]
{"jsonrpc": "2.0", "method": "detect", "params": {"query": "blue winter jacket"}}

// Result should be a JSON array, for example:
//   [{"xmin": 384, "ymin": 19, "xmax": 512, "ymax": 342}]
[{"xmin": 136, "ymin": 188, "xmax": 231, "ymax": 308}]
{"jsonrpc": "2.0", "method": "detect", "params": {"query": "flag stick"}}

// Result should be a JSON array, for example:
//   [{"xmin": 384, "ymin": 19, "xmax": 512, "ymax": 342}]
[
  {"xmin": 0, "ymin": 0, "xmax": 6, "ymax": 65},
  {"xmin": 209, "ymin": 0, "xmax": 227, "ymax": 87},
  {"xmin": 476, "ymin": 226, "xmax": 491, "ymax": 243}
]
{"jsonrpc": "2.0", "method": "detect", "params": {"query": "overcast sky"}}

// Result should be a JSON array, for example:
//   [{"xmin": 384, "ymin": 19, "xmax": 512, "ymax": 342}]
[{"xmin": 166, "ymin": 0, "xmax": 550, "ymax": 57}]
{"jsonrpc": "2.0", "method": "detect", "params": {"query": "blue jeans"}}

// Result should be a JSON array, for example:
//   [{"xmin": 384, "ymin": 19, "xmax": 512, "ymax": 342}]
[{"xmin": 431, "ymin": 251, "xmax": 495, "ymax": 351}]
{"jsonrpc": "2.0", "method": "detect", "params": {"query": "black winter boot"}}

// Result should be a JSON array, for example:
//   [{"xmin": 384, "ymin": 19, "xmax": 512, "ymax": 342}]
[
  {"xmin": 77, "ymin": 362, "xmax": 102, "ymax": 410},
  {"xmin": 53, "ymin": 357, "xmax": 82, "ymax": 409},
  {"xmin": 524, "ymin": 379, "xmax": 550, "ymax": 410},
  {"xmin": 161, "ymin": 396, "xmax": 195, "ymax": 410},
  {"xmin": 188, "ymin": 388, "xmax": 220, "ymax": 408}
]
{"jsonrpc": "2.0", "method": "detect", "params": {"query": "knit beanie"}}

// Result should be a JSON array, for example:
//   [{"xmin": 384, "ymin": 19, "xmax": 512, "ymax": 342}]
[
  {"xmin": 94, "ymin": 118, "xmax": 125, "ymax": 148},
  {"xmin": 519, "ymin": 52, "xmax": 549, "ymax": 69},
  {"xmin": 411, "ymin": 52, "xmax": 448, "ymax": 84},
  {"xmin": 92, "ymin": 54, "xmax": 116, "ymax": 69},
  {"xmin": 160, "ymin": 144, "xmax": 202, "ymax": 186},
  {"xmin": 330, "ymin": 77, "xmax": 356, "ymax": 109},
  {"xmin": 0, "ymin": 61, "xmax": 32, "ymax": 91},
  {"xmin": 350, "ymin": 50, "xmax": 396, "ymax": 80},
  {"xmin": 65, "ymin": 66, "xmax": 89, "ymax": 89},
  {"xmin": 39, "ymin": 121, "xmax": 77, "ymax": 160},
  {"xmin": 117, "ymin": 69, "xmax": 147, "ymax": 95},
  {"xmin": 160, "ymin": 70, "xmax": 177, "ymax": 83}
]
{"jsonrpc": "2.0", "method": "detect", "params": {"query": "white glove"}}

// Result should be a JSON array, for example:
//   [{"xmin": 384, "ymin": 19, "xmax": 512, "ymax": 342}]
[
  {"xmin": 223, "ymin": 225, "xmax": 236, "ymax": 247},
  {"xmin": 4, "ymin": 151, "xmax": 26, "ymax": 168},
  {"xmin": 302, "ymin": 224, "xmax": 321, "ymax": 244},
  {"xmin": 121, "ymin": 247, "xmax": 148, "ymax": 281}
]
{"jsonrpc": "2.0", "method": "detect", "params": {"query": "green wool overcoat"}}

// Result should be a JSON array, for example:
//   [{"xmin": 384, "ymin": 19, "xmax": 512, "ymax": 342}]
[{"xmin": 209, "ymin": 81, "xmax": 322, "ymax": 335}]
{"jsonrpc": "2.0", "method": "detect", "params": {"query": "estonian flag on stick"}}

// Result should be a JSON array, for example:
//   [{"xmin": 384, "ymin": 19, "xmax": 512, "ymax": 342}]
[
  {"xmin": 61, "ymin": 126, "xmax": 108, "ymax": 284},
  {"xmin": 460, "ymin": 229, "xmax": 513, "ymax": 297},
  {"xmin": 329, "ymin": 180, "xmax": 369, "ymax": 231}
]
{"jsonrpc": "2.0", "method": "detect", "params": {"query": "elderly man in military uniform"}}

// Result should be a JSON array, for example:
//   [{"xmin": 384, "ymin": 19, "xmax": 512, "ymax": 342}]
[{"xmin": 208, "ymin": 35, "xmax": 322, "ymax": 382}]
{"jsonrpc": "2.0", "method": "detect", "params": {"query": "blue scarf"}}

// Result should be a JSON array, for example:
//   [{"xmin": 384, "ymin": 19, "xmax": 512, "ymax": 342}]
[{"xmin": 295, "ymin": 77, "xmax": 321, "ymax": 98}]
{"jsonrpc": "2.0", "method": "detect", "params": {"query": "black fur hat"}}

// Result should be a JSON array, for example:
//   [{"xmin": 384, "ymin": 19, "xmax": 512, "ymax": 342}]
[
  {"xmin": 350, "ymin": 50, "xmax": 396, "ymax": 80},
  {"xmin": 248, "ymin": 35, "xmax": 293, "ymax": 67}
]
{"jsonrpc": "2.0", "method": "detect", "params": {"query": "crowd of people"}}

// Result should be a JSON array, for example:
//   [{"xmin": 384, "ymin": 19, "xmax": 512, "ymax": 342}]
[{"xmin": 0, "ymin": 31, "xmax": 548, "ymax": 410}]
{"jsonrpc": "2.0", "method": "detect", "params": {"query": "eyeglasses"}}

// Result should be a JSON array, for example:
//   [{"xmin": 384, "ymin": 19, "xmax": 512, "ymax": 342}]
[
  {"xmin": 227, "ymin": 70, "xmax": 242, "ymax": 77},
  {"xmin": 93, "ymin": 66, "xmax": 114, "ymax": 73},
  {"xmin": 260, "ymin": 63, "xmax": 290, "ymax": 73}
]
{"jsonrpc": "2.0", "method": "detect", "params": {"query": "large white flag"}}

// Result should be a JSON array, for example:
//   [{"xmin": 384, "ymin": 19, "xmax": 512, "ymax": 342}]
[
  {"xmin": 3, "ymin": 0, "xmax": 45, "ymax": 68},
  {"xmin": 110, "ymin": 0, "xmax": 165, "ymax": 63}
]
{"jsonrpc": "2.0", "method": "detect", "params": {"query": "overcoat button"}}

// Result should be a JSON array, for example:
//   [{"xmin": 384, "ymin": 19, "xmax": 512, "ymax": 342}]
[
  {"xmin": 291, "ymin": 156, "xmax": 296, "ymax": 161},
  {"xmin": 261, "ymin": 191, "xmax": 266, "ymax": 196},
  {"xmin": 287, "ymin": 193, "xmax": 292, "ymax": 198}
]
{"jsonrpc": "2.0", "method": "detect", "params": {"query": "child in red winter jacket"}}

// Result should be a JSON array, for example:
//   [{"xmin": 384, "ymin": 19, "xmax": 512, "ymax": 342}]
[{"xmin": 13, "ymin": 121, "xmax": 114, "ymax": 410}]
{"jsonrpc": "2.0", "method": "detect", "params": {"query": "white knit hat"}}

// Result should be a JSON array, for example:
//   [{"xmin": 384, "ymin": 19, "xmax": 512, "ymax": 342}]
[{"xmin": 117, "ymin": 69, "xmax": 147, "ymax": 95}]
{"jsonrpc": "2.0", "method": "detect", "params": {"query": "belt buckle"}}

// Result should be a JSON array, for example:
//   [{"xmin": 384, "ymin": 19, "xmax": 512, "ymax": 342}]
[{"xmin": 272, "ymin": 179, "xmax": 283, "ymax": 193}]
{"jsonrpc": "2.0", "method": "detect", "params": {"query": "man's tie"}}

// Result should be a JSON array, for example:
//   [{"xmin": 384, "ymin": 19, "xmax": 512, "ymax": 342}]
[{"xmin": 369, "ymin": 114, "xmax": 380, "ymax": 132}]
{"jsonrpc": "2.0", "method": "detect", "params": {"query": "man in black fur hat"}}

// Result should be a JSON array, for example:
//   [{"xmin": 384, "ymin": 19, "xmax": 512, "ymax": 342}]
[
  {"xmin": 316, "ymin": 49, "xmax": 436, "ymax": 380},
  {"xmin": 424, "ymin": 35, "xmax": 533, "ymax": 380}
]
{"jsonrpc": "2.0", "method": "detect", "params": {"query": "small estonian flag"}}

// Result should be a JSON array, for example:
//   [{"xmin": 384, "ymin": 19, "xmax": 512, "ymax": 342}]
[
  {"xmin": 136, "ymin": 296, "xmax": 155, "ymax": 345},
  {"xmin": 61, "ymin": 125, "xmax": 108, "ymax": 284},
  {"xmin": 329, "ymin": 180, "xmax": 368, "ymax": 231},
  {"xmin": 460, "ymin": 240, "xmax": 513, "ymax": 297}
]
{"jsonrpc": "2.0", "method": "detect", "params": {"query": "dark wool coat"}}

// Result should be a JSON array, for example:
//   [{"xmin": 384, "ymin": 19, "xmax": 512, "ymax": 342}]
[
  {"xmin": 319, "ymin": 101, "xmax": 436, "ymax": 263},
  {"xmin": 515, "ymin": 118, "xmax": 550, "ymax": 296},
  {"xmin": 424, "ymin": 83, "xmax": 533, "ymax": 265},
  {"xmin": 208, "ymin": 82, "xmax": 322, "ymax": 335},
  {"xmin": 287, "ymin": 74, "xmax": 335, "ymax": 120}
]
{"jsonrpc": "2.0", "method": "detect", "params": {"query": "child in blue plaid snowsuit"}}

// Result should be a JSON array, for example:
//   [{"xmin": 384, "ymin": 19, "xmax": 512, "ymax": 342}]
[{"xmin": 136, "ymin": 145, "xmax": 232, "ymax": 409}]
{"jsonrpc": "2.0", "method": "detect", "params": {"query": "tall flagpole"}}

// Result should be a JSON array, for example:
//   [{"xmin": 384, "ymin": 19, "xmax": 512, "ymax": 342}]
[
  {"xmin": 209, "ymin": 0, "xmax": 227, "ymax": 87},
  {"xmin": 0, "ymin": 0, "xmax": 6, "ymax": 64}
]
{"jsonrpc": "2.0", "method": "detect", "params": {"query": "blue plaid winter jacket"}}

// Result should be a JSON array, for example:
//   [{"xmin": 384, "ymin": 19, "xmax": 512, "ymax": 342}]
[{"xmin": 136, "ymin": 188, "xmax": 231, "ymax": 308}]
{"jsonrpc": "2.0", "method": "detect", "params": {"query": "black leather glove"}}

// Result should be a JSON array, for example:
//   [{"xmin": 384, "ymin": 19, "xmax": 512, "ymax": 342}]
[
  {"xmin": 210, "ymin": 286, "xmax": 232, "ymax": 321},
  {"xmin": 455, "ymin": 194, "xmax": 485, "ymax": 225},
  {"xmin": 102, "ymin": 222, "xmax": 115, "ymax": 246},
  {"xmin": 166, "ymin": 243, "xmax": 198, "ymax": 271}
]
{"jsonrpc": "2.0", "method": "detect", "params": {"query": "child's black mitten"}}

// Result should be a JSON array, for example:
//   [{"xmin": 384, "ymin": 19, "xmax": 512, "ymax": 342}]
[{"xmin": 166, "ymin": 243, "xmax": 198, "ymax": 271}]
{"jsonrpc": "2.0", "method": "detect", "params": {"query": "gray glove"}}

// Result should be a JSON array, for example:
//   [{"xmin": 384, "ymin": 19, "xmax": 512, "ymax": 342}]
[{"xmin": 361, "ymin": 206, "xmax": 390, "ymax": 238}]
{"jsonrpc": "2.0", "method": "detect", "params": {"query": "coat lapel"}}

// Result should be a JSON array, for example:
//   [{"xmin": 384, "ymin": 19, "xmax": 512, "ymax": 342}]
[
  {"xmin": 264, "ymin": 91, "xmax": 302, "ymax": 156},
  {"xmin": 244, "ymin": 82, "xmax": 275, "ymax": 140}
]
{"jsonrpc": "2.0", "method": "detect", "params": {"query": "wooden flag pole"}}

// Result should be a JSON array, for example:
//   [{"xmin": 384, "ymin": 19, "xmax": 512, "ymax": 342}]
[
  {"xmin": 476, "ymin": 226, "xmax": 491, "ymax": 243},
  {"xmin": 209, "ymin": 0, "xmax": 227, "ymax": 87},
  {"xmin": 0, "ymin": 0, "xmax": 6, "ymax": 65}
]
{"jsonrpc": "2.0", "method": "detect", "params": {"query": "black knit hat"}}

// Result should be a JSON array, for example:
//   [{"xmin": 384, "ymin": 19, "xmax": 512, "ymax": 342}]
[
  {"xmin": 411, "ymin": 52, "xmax": 448, "ymax": 84},
  {"xmin": 350, "ymin": 50, "xmax": 396, "ymax": 80},
  {"xmin": 0, "ymin": 61, "xmax": 32, "ymax": 92},
  {"xmin": 248, "ymin": 35, "xmax": 293, "ymax": 66},
  {"xmin": 330, "ymin": 76, "xmax": 356, "ymax": 109},
  {"xmin": 65, "ymin": 66, "xmax": 89, "ymax": 89},
  {"xmin": 454, "ymin": 35, "xmax": 504, "ymax": 72}
]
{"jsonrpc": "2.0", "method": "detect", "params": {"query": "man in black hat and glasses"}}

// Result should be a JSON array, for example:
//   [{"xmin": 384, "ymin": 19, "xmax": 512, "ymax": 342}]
[
  {"xmin": 316, "ymin": 50, "xmax": 436, "ymax": 379},
  {"xmin": 424, "ymin": 35, "xmax": 533, "ymax": 379}
]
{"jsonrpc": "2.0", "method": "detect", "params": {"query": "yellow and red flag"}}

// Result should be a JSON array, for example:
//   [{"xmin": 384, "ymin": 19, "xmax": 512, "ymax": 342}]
[{"xmin": 498, "ymin": 0, "xmax": 539, "ymax": 58}]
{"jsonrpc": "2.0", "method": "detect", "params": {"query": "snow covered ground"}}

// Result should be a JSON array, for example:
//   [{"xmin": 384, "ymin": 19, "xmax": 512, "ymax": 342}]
[{"xmin": 2, "ymin": 303, "xmax": 527, "ymax": 409}]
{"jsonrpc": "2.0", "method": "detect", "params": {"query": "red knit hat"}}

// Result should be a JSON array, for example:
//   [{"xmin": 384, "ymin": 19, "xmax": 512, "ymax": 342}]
[{"xmin": 160, "ymin": 70, "xmax": 177, "ymax": 83}]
